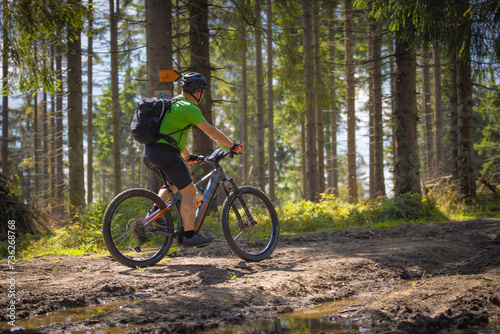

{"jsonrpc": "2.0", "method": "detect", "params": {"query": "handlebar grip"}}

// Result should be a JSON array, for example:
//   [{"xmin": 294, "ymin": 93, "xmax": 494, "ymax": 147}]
[{"xmin": 231, "ymin": 143, "xmax": 243, "ymax": 155}]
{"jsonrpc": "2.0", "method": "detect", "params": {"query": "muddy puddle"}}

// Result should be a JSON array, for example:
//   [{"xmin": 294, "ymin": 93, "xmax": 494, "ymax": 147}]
[
  {"xmin": 1, "ymin": 297, "xmax": 499, "ymax": 333},
  {"xmin": 201, "ymin": 318, "xmax": 366, "ymax": 333},
  {"xmin": 202, "ymin": 298, "xmax": 371, "ymax": 334},
  {"xmin": 204, "ymin": 319, "xmax": 500, "ymax": 334},
  {"xmin": 0, "ymin": 301, "xmax": 139, "ymax": 333},
  {"xmin": 205, "ymin": 298, "xmax": 500, "ymax": 334},
  {"xmin": 1, "ymin": 298, "xmax": 371, "ymax": 333}
]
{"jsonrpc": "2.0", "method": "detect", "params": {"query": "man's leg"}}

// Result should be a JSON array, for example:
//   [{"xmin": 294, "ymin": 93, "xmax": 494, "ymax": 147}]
[
  {"xmin": 158, "ymin": 185, "xmax": 178, "ymax": 202},
  {"xmin": 179, "ymin": 182, "xmax": 213, "ymax": 247},
  {"xmin": 152, "ymin": 186, "xmax": 178, "ymax": 226},
  {"xmin": 179, "ymin": 182, "xmax": 197, "ymax": 232}
]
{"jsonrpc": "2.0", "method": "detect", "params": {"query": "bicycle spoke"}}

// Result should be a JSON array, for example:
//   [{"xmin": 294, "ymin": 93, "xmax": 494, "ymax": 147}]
[
  {"xmin": 113, "ymin": 233, "xmax": 130, "ymax": 247},
  {"xmin": 233, "ymin": 230, "xmax": 244, "ymax": 241}
]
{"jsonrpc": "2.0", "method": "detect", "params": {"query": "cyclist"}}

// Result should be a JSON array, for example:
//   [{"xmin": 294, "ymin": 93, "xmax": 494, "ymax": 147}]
[{"xmin": 142, "ymin": 72, "xmax": 242, "ymax": 248}]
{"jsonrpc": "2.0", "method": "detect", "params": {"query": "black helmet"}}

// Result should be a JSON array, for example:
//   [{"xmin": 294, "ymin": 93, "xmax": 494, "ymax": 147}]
[{"xmin": 180, "ymin": 72, "xmax": 210, "ymax": 93}]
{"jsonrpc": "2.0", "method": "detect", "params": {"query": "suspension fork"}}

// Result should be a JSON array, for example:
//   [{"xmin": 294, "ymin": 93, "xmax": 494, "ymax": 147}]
[{"xmin": 222, "ymin": 178, "xmax": 255, "ymax": 225}]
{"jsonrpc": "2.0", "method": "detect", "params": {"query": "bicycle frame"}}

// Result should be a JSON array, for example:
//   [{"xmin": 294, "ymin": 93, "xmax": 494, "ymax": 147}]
[
  {"xmin": 149, "ymin": 149, "xmax": 246, "ymax": 240},
  {"xmin": 192, "ymin": 166, "xmax": 226, "ymax": 231}
]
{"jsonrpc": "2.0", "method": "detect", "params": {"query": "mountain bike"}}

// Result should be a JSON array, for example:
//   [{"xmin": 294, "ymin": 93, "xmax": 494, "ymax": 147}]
[{"xmin": 102, "ymin": 148, "xmax": 279, "ymax": 268}]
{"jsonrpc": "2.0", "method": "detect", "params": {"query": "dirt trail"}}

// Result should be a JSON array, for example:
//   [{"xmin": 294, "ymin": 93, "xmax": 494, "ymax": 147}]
[{"xmin": 1, "ymin": 218, "xmax": 500, "ymax": 333}]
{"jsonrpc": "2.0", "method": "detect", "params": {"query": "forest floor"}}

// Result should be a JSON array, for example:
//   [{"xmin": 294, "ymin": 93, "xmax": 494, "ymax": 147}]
[{"xmin": 1, "ymin": 218, "xmax": 500, "ymax": 333}]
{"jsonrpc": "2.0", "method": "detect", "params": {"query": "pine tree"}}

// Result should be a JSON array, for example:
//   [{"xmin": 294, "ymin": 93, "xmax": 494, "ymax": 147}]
[
  {"xmin": 394, "ymin": 37, "xmax": 421, "ymax": 196},
  {"xmin": 433, "ymin": 48, "xmax": 443, "ymax": 175},
  {"xmin": 110, "ymin": 0, "xmax": 122, "ymax": 195},
  {"xmin": 302, "ymin": 0, "xmax": 319, "ymax": 201},
  {"xmin": 145, "ymin": 0, "xmax": 174, "ymax": 189},
  {"xmin": 67, "ymin": 0, "xmax": 86, "ymax": 212},
  {"xmin": 345, "ymin": 0, "xmax": 358, "ymax": 202},
  {"xmin": 87, "ymin": 0, "xmax": 94, "ymax": 204},
  {"xmin": 422, "ymin": 49, "xmax": 434, "ymax": 180},
  {"xmin": 327, "ymin": 1, "xmax": 339, "ymax": 196},
  {"xmin": 266, "ymin": 0, "xmax": 275, "ymax": 202},
  {"xmin": 255, "ymin": 0, "xmax": 266, "ymax": 191},
  {"xmin": 1, "ymin": 0, "xmax": 9, "ymax": 174},
  {"xmin": 188, "ymin": 0, "xmax": 213, "ymax": 176}
]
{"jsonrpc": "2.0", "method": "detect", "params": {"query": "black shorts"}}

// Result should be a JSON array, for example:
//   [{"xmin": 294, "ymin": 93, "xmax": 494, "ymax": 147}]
[{"xmin": 142, "ymin": 143, "xmax": 193, "ymax": 190}]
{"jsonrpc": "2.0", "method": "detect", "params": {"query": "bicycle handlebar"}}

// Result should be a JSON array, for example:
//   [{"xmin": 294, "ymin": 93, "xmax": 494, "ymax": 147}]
[{"xmin": 193, "ymin": 148, "xmax": 237, "ymax": 164}]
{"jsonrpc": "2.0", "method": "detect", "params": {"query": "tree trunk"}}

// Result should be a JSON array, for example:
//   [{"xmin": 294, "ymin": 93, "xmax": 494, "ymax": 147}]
[
  {"xmin": 110, "ymin": 0, "xmax": 122, "ymax": 195},
  {"xmin": 422, "ymin": 49, "xmax": 434, "ymax": 180},
  {"xmin": 266, "ymin": 0, "xmax": 275, "ymax": 202},
  {"xmin": 55, "ymin": 44, "xmax": 64, "ymax": 211},
  {"xmin": 394, "ymin": 38, "xmax": 421, "ymax": 196},
  {"xmin": 67, "ymin": 2, "xmax": 86, "ymax": 213},
  {"xmin": 449, "ymin": 53, "xmax": 459, "ymax": 183},
  {"xmin": 457, "ymin": 58, "xmax": 476, "ymax": 198},
  {"xmin": 433, "ymin": 48, "xmax": 443, "ymax": 175},
  {"xmin": 50, "ymin": 45, "xmax": 56, "ymax": 202},
  {"xmin": 302, "ymin": 0, "xmax": 319, "ymax": 201},
  {"xmin": 313, "ymin": 2, "xmax": 325, "ymax": 194},
  {"xmin": 327, "ymin": 2, "xmax": 338, "ymax": 196},
  {"xmin": 255, "ymin": 0, "xmax": 265, "ymax": 191},
  {"xmin": 175, "ymin": 0, "xmax": 183, "ymax": 81},
  {"xmin": 389, "ymin": 37, "xmax": 396, "ymax": 177},
  {"xmin": 87, "ymin": 0, "xmax": 94, "ymax": 204},
  {"xmin": 240, "ymin": 23, "xmax": 248, "ymax": 185},
  {"xmin": 42, "ymin": 90, "xmax": 48, "ymax": 200},
  {"xmin": 146, "ymin": 0, "xmax": 174, "ymax": 190},
  {"xmin": 345, "ymin": 0, "xmax": 358, "ymax": 203},
  {"xmin": 188, "ymin": 0, "xmax": 213, "ymax": 177},
  {"xmin": 146, "ymin": 0, "xmax": 174, "ymax": 98},
  {"xmin": 2, "ymin": 0, "xmax": 9, "ymax": 174},
  {"xmin": 50, "ymin": 89, "xmax": 56, "ymax": 201},
  {"xmin": 301, "ymin": 121, "xmax": 307, "ymax": 198},
  {"xmin": 371, "ymin": 18, "xmax": 385, "ymax": 197},
  {"xmin": 34, "ymin": 93, "xmax": 40, "ymax": 197},
  {"xmin": 368, "ymin": 20, "xmax": 375, "ymax": 199}
]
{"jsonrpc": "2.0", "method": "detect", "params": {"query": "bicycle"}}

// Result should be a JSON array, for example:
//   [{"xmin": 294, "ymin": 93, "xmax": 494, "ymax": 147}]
[{"xmin": 102, "ymin": 148, "xmax": 279, "ymax": 268}]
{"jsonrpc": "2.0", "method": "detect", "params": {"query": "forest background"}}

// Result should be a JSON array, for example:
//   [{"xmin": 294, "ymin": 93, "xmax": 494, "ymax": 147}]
[{"xmin": 1, "ymin": 0, "xmax": 500, "ymax": 231}]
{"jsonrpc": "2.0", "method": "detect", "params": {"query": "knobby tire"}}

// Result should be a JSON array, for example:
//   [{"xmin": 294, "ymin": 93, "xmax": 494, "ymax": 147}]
[
  {"xmin": 220, "ymin": 186, "xmax": 279, "ymax": 261},
  {"xmin": 102, "ymin": 188, "xmax": 173, "ymax": 268}
]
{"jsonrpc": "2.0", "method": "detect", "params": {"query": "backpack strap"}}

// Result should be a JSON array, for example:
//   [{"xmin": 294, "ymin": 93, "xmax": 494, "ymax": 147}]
[
  {"xmin": 158, "ymin": 98, "xmax": 192, "ymax": 152},
  {"xmin": 159, "ymin": 124, "xmax": 192, "ymax": 153}
]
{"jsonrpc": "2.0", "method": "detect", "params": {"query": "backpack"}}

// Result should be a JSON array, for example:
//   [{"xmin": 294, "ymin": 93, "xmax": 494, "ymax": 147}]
[{"xmin": 130, "ymin": 97, "xmax": 191, "ymax": 149}]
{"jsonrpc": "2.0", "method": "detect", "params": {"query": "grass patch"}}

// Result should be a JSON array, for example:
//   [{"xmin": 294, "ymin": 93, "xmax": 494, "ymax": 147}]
[
  {"xmin": 279, "ymin": 192, "xmax": 446, "ymax": 234},
  {"xmin": 427, "ymin": 187, "xmax": 500, "ymax": 219},
  {"xmin": 0, "ymin": 201, "xmax": 108, "ymax": 260}
]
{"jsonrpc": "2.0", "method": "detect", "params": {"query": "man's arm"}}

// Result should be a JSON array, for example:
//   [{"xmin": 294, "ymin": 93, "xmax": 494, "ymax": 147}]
[
  {"xmin": 181, "ymin": 147, "xmax": 190, "ymax": 159},
  {"xmin": 196, "ymin": 121, "xmax": 234, "ymax": 148}
]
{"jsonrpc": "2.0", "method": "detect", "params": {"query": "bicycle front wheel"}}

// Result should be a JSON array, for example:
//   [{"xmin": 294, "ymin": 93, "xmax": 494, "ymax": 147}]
[
  {"xmin": 102, "ymin": 188, "xmax": 174, "ymax": 268},
  {"xmin": 220, "ymin": 186, "xmax": 279, "ymax": 261}
]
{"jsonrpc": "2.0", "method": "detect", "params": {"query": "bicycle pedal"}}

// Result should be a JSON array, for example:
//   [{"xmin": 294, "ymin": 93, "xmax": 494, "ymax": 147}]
[{"xmin": 176, "ymin": 231, "xmax": 184, "ymax": 245}]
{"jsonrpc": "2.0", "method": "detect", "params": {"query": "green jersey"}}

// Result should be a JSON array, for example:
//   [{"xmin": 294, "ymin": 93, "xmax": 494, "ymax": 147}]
[{"xmin": 157, "ymin": 95, "xmax": 206, "ymax": 152}]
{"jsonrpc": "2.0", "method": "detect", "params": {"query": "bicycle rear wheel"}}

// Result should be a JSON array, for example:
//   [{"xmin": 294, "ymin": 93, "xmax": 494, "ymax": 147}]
[
  {"xmin": 102, "ymin": 188, "xmax": 174, "ymax": 268},
  {"xmin": 220, "ymin": 186, "xmax": 279, "ymax": 261}
]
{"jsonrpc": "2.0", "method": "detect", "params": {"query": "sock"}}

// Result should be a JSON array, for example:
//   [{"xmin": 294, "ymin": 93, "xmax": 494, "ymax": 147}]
[{"xmin": 184, "ymin": 230, "xmax": 195, "ymax": 239}]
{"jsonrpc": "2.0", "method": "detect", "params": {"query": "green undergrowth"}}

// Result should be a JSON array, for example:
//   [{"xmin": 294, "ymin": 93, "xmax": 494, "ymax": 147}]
[
  {"xmin": 279, "ymin": 192, "xmax": 446, "ymax": 234},
  {"xmin": 2, "ymin": 190, "xmax": 499, "ymax": 260},
  {"xmin": 427, "ymin": 188, "xmax": 500, "ymax": 219},
  {"xmin": 1, "ymin": 201, "xmax": 109, "ymax": 260}
]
